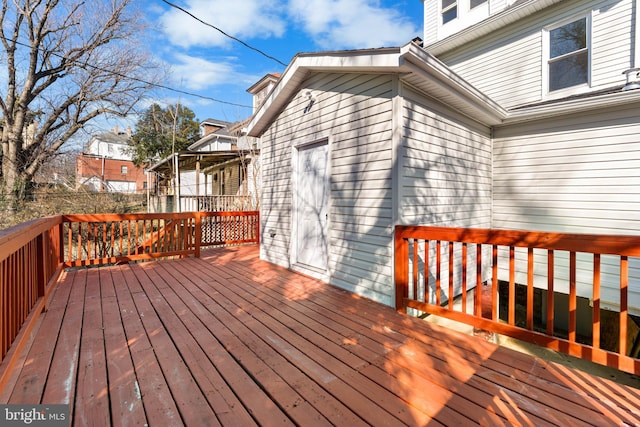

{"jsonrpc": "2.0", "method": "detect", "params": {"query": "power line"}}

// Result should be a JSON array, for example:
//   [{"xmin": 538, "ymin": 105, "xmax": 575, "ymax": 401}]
[
  {"xmin": 5, "ymin": 35, "xmax": 253, "ymax": 109},
  {"xmin": 160, "ymin": 0, "xmax": 288, "ymax": 67}
]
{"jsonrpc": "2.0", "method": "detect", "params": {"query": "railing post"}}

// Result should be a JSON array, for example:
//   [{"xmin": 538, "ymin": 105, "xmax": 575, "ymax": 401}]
[
  {"xmin": 394, "ymin": 226, "xmax": 409, "ymax": 313},
  {"xmin": 194, "ymin": 212, "xmax": 202, "ymax": 258},
  {"xmin": 256, "ymin": 212, "xmax": 260, "ymax": 245}
]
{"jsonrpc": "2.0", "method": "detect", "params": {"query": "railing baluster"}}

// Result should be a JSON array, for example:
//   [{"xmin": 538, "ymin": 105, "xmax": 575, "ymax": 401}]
[
  {"xmin": 475, "ymin": 244, "xmax": 482, "ymax": 318},
  {"xmin": 492, "ymin": 245, "xmax": 498, "ymax": 321},
  {"xmin": 620, "ymin": 256, "xmax": 629, "ymax": 356},
  {"xmin": 527, "ymin": 247, "xmax": 534, "ymax": 330},
  {"xmin": 448, "ymin": 242, "xmax": 454, "ymax": 310},
  {"xmin": 547, "ymin": 250, "xmax": 554, "ymax": 336},
  {"xmin": 436, "ymin": 240, "xmax": 441, "ymax": 306},
  {"xmin": 569, "ymin": 252, "xmax": 577, "ymax": 343},
  {"xmin": 461, "ymin": 243, "xmax": 467, "ymax": 314},
  {"xmin": 423, "ymin": 240, "xmax": 429, "ymax": 304},
  {"xmin": 593, "ymin": 254, "xmax": 601, "ymax": 350},
  {"xmin": 509, "ymin": 246, "xmax": 515, "ymax": 325},
  {"xmin": 412, "ymin": 239, "xmax": 418, "ymax": 301}
]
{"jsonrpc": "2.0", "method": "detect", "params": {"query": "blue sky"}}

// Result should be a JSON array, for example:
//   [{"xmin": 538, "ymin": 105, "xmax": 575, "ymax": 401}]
[{"xmin": 136, "ymin": 0, "xmax": 424, "ymax": 127}]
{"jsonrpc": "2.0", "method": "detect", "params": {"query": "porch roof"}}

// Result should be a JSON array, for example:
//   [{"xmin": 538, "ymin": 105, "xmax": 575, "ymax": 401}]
[
  {"xmin": 1, "ymin": 245, "xmax": 639, "ymax": 425},
  {"xmin": 145, "ymin": 150, "xmax": 249, "ymax": 177}
]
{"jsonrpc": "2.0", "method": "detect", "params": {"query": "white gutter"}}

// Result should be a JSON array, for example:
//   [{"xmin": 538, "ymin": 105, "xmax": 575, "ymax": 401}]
[{"xmin": 502, "ymin": 89, "xmax": 640, "ymax": 125}]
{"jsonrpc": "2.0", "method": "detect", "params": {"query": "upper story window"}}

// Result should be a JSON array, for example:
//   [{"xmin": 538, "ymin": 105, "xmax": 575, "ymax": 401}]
[
  {"xmin": 547, "ymin": 16, "xmax": 589, "ymax": 92},
  {"xmin": 121, "ymin": 165, "xmax": 128, "ymax": 174},
  {"xmin": 442, "ymin": 0, "xmax": 457, "ymax": 24},
  {"xmin": 470, "ymin": 0, "xmax": 487, "ymax": 9}
]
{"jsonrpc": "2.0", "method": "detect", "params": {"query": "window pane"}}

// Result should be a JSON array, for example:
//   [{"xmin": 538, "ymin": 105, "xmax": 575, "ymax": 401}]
[
  {"xmin": 470, "ymin": 0, "xmax": 487, "ymax": 8},
  {"xmin": 442, "ymin": 0, "xmax": 455, "ymax": 7},
  {"xmin": 550, "ymin": 18, "xmax": 586, "ymax": 59},
  {"xmin": 442, "ymin": 6, "xmax": 457, "ymax": 24},
  {"xmin": 549, "ymin": 50, "xmax": 588, "ymax": 91}
]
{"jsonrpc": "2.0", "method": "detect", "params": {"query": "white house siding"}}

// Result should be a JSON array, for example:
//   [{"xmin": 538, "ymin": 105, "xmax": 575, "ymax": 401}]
[
  {"xmin": 260, "ymin": 72, "xmax": 396, "ymax": 305},
  {"xmin": 400, "ymin": 85, "xmax": 493, "ymax": 302},
  {"xmin": 493, "ymin": 101, "xmax": 640, "ymax": 313},
  {"xmin": 436, "ymin": 0, "xmax": 632, "ymax": 109}
]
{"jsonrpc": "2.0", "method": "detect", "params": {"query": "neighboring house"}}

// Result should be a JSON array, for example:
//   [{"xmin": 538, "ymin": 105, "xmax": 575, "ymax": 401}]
[
  {"xmin": 247, "ymin": 0, "xmax": 640, "ymax": 327},
  {"xmin": 247, "ymin": 72, "xmax": 281, "ymax": 112},
  {"xmin": 146, "ymin": 118, "xmax": 258, "ymax": 212},
  {"xmin": 76, "ymin": 127, "xmax": 148, "ymax": 193}
]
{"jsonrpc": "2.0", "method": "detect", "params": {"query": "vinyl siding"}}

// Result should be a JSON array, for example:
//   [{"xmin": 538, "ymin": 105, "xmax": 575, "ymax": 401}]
[
  {"xmin": 259, "ymin": 72, "xmax": 396, "ymax": 305},
  {"xmin": 436, "ymin": 0, "xmax": 632, "ymax": 108},
  {"xmin": 400, "ymin": 85, "xmax": 493, "ymax": 301},
  {"xmin": 493, "ymin": 101, "xmax": 640, "ymax": 312},
  {"xmin": 400, "ymin": 85, "xmax": 492, "ymax": 227}
]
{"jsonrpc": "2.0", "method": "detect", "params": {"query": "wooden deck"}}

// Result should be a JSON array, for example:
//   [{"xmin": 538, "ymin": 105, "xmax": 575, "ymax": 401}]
[{"xmin": 1, "ymin": 245, "xmax": 639, "ymax": 426}]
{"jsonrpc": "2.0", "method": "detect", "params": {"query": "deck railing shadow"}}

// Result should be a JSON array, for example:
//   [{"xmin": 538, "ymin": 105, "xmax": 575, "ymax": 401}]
[
  {"xmin": 0, "ymin": 210, "xmax": 259, "ymax": 390},
  {"xmin": 395, "ymin": 225, "xmax": 640, "ymax": 376}
]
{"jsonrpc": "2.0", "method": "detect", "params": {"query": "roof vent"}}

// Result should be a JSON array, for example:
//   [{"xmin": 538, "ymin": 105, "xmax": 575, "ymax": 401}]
[{"xmin": 622, "ymin": 68, "xmax": 640, "ymax": 91}]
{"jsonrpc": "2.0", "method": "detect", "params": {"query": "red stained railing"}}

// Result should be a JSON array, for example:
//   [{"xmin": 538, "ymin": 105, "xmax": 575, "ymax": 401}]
[
  {"xmin": 0, "ymin": 211, "xmax": 259, "ymax": 384},
  {"xmin": 395, "ymin": 225, "xmax": 640, "ymax": 376},
  {"xmin": 0, "ymin": 216, "xmax": 63, "ymax": 388}
]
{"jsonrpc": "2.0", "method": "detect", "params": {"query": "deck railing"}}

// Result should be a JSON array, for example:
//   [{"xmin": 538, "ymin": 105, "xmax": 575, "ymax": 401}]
[
  {"xmin": 395, "ymin": 225, "xmax": 640, "ymax": 375},
  {"xmin": 0, "ymin": 211, "xmax": 259, "ymax": 383}
]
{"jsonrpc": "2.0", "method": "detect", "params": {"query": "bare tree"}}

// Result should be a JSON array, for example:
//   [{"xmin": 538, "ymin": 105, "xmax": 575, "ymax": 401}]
[{"xmin": 0, "ymin": 0, "xmax": 159, "ymax": 210}]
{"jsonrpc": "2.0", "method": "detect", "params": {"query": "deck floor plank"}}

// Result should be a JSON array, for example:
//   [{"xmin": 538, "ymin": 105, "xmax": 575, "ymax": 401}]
[
  {"xmin": 7, "ymin": 269, "xmax": 75, "ymax": 404},
  {"xmin": 125, "ymin": 262, "xmax": 220, "ymax": 426},
  {"xmin": 198, "ymin": 255, "xmax": 562, "ymax": 425},
  {"xmin": 74, "ymin": 268, "xmax": 111, "ymax": 426},
  {"xmin": 157, "ymin": 259, "xmax": 364, "ymax": 426},
  {"xmin": 113, "ymin": 266, "xmax": 183, "ymax": 426},
  {"xmin": 100, "ymin": 267, "xmax": 147, "ymax": 427},
  {"xmin": 131, "ymin": 262, "xmax": 266, "ymax": 427},
  {"xmin": 180, "ymin": 258, "xmax": 421, "ymax": 426},
  {"xmin": 2, "ymin": 245, "xmax": 640, "ymax": 426}
]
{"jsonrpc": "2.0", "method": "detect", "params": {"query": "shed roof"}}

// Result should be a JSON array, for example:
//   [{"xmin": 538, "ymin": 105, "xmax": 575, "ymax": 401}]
[{"xmin": 145, "ymin": 150, "xmax": 249, "ymax": 178}]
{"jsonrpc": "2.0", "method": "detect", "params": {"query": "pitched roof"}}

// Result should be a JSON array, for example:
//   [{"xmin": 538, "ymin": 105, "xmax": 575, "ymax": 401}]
[{"xmin": 246, "ymin": 41, "xmax": 507, "ymax": 136}]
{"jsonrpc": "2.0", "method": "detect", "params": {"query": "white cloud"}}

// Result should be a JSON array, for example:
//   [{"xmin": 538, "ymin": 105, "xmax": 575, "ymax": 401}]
[
  {"xmin": 287, "ymin": 0, "xmax": 420, "ymax": 49},
  {"xmin": 159, "ymin": 0, "xmax": 286, "ymax": 48},
  {"xmin": 169, "ymin": 53, "xmax": 256, "ymax": 90}
]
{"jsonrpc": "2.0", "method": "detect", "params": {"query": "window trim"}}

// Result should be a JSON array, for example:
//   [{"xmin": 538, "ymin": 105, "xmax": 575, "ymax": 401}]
[
  {"xmin": 542, "ymin": 13, "xmax": 592, "ymax": 97},
  {"xmin": 441, "ymin": 0, "xmax": 457, "ymax": 25},
  {"xmin": 470, "ymin": 0, "xmax": 487, "ymax": 10}
]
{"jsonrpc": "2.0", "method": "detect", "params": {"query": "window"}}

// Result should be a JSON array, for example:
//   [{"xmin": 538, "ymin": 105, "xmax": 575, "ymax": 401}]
[
  {"xmin": 470, "ymin": 0, "xmax": 487, "ymax": 9},
  {"xmin": 220, "ymin": 168, "xmax": 225, "ymax": 194},
  {"xmin": 547, "ymin": 17, "xmax": 589, "ymax": 92},
  {"xmin": 121, "ymin": 165, "xmax": 128, "ymax": 174},
  {"xmin": 442, "ymin": 0, "xmax": 457, "ymax": 24}
]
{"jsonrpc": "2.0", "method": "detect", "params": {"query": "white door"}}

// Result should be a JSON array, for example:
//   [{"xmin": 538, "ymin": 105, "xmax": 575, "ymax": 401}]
[{"xmin": 296, "ymin": 143, "xmax": 329, "ymax": 270}]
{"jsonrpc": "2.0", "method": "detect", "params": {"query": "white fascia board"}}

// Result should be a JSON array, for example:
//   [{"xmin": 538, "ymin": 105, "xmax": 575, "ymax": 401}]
[
  {"xmin": 502, "ymin": 90, "xmax": 640, "ymax": 125},
  {"xmin": 246, "ymin": 47, "xmax": 404, "ymax": 137},
  {"xmin": 400, "ymin": 43, "xmax": 508, "ymax": 124},
  {"xmin": 426, "ymin": 0, "xmax": 565, "ymax": 56}
]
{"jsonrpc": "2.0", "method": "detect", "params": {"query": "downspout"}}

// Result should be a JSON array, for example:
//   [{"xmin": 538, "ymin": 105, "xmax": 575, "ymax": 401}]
[{"xmin": 623, "ymin": 0, "xmax": 640, "ymax": 90}]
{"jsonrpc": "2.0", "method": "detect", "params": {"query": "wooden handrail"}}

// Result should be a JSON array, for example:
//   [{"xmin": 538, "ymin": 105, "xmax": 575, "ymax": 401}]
[
  {"xmin": 395, "ymin": 225, "xmax": 640, "ymax": 375},
  {"xmin": 0, "ymin": 216, "xmax": 64, "ymax": 391}
]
